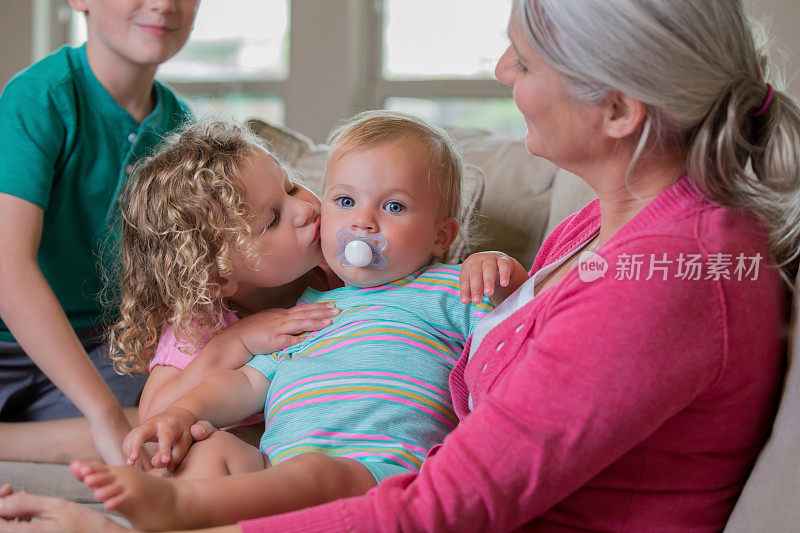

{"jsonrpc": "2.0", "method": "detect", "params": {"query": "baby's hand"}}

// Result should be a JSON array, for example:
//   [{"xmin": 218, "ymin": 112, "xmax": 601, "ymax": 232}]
[
  {"xmin": 122, "ymin": 406, "xmax": 196, "ymax": 472},
  {"xmin": 230, "ymin": 302, "xmax": 340, "ymax": 356},
  {"xmin": 460, "ymin": 252, "xmax": 516, "ymax": 304}
]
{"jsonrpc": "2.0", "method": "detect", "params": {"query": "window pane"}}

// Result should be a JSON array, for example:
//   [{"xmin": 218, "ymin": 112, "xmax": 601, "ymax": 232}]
[
  {"xmin": 383, "ymin": 0, "xmax": 512, "ymax": 80},
  {"xmin": 70, "ymin": 0, "xmax": 289, "ymax": 82},
  {"xmin": 184, "ymin": 94, "xmax": 284, "ymax": 125},
  {"xmin": 385, "ymin": 97, "xmax": 525, "ymax": 136}
]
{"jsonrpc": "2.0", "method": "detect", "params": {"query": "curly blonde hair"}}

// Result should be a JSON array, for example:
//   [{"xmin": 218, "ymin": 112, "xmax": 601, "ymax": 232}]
[{"xmin": 107, "ymin": 120, "xmax": 273, "ymax": 375}]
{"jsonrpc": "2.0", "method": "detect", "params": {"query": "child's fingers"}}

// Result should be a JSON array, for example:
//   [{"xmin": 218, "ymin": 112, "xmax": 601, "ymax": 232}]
[
  {"xmin": 270, "ymin": 334, "xmax": 303, "ymax": 351},
  {"xmin": 459, "ymin": 267, "xmax": 472, "ymax": 304},
  {"xmin": 283, "ymin": 315, "xmax": 334, "ymax": 335},
  {"xmin": 498, "ymin": 256, "xmax": 513, "ymax": 287},
  {"xmin": 482, "ymin": 261, "xmax": 498, "ymax": 297},
  {"xmin": 168, "ymin": 432, "xmax": 194, "ymax": 473},
  {"xmin": 122, "ymin": 429, "xmax": 146, "ymax": 466},
  {"xmin": 287, "ymin": 302, "xmax": 339, "ymax": 317},
  {"xmin": 154, "ymin": 425, "xmax": 177, "ymax": 467},
  {"xmin": 470, "ymin": 266, "xmax": 484, "ymax": 304},
  {"xmin": 190, "ymin": 420, "xmax": 217, "ymax": 442},
  {"xmin": 298, "ymin": 305, "xmax": 339, "ymax": 321}
]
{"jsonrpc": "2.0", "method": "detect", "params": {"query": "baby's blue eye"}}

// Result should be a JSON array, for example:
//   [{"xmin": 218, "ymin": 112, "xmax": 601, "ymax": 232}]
[
  {"xmin": 335, "ymin": 196, "xmax": 355, "ymax": 208},
  {"xmin": 385, "ymin": 201, "xmax": 405, "ymax": 214}
]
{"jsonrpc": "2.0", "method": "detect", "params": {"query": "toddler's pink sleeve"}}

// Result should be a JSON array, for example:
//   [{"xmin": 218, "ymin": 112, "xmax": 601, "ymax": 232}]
[
  {"xmin": 149, "ymin": 310, "xmax": 240, "ymax": 372},
  {"xmin": 149, "ymin": 324, "xmax": 197, "ymax": 372}
]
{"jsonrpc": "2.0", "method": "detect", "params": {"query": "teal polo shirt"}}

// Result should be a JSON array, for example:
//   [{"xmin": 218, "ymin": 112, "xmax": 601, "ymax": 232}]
[{"xmin": 0, "ymin": 44, "xmax": 193, "ymax": 342}]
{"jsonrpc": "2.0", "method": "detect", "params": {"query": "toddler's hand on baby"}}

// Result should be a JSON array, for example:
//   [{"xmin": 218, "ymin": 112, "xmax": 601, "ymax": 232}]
[
  {"xmin": 233, "ymin": 302, "xmax": 340, "ymax": 356},
  {"xmin": 460, "ymin": 252, "xmax": 515, "ymax": 304},
  {"xmin": 189, "ymin": 419, "xmax": 217, "ymax": 442},
  {"xmin": 122, "ymin": 406, "xmax": 197, "ymax": 472}
]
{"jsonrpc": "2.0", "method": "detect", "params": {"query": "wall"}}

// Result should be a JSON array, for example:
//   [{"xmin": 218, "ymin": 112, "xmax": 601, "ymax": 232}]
[
  {"xmin": 0, "ymin": 1, "xmax": 34, "ymax": 88},
  {"xmin": 747, "ymin": 0, "xmax": 800, "ymax": 97}
]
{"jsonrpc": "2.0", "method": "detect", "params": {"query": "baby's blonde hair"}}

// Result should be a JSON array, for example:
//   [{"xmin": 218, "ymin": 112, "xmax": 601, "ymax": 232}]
[
  {"xmin": 107, "ymin": 120, "xmax": 274, "ymax": 375},
  {"xmin": 326, "ymin": 110, "xmax": 463, "ymax": 221}
]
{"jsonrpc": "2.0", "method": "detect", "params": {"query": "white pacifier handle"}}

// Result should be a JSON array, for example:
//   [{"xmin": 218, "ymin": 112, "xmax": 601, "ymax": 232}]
[
  {"xmin": 335, "ymin": 230, "xmax": 388, "ymax": 270},
  {"xmin": 345, "ymin": 240, "xmax": 373, "ymax": 267}
]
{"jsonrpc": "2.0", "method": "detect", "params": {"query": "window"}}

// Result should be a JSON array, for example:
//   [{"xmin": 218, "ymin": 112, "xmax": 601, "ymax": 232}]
[
  {"xmin": 383, "ymin": 0, "xmax": 510, "ymax": 80},
  {"xmin": 385, "ymin": 97, "xmax": 523, "ymax": 135},
  {"xmin": 66, "ymin": 0, "xmax": 521, "ymax": 139},
  {"xmin": 376, "ymin": 0, "xmax": 522, "ymax": 135}
]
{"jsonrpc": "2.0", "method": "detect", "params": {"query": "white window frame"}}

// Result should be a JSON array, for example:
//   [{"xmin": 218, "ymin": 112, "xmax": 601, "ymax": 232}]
[
  {"xmin": 41, "ymin": 0, "xmax": 511, "ymax": 143},
  {"xmin": 363, "ymin": 0, "xmax": 511, "ymax": 106}
]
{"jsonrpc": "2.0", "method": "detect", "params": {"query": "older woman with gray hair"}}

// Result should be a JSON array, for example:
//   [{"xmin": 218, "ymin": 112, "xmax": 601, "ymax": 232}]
[{"xmin": 2, "ymin": 0, "xmax": 800, "ymax": 531}]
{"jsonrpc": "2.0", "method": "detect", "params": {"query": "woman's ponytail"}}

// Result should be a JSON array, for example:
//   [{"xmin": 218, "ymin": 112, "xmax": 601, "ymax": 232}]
[{"xmin": 687, "ymin": 75, "xmax": 800, "ymax": 283}]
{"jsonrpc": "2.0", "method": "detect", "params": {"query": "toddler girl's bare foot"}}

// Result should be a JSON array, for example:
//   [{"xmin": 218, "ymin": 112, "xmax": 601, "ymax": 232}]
[{"xmin": 69, "ymin": 460, "xmax": 197, "ymax": 531}]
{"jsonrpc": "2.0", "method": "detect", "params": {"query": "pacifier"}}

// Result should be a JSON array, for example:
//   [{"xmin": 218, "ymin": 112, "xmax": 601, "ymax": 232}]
[{"xmin": 335, "ymin": 230, "xmax": 388, "ymax": 270}]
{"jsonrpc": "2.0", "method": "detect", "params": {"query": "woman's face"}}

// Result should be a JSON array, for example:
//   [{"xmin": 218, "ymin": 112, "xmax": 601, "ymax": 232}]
[
  {"xmin": 227, "ymin": 148, "xmax": 323, "ymax": 293},
  {"xmin": 495, "ymin": 22, "xmax": 606, "ymax": 172}
]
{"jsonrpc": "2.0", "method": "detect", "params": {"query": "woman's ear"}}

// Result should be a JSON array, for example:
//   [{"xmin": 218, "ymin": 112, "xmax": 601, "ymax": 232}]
[
  {"xmin": 432, "ymin": 217, "xmax": 459, "ymax": 258},
  {"xmin": 602, "ymin": 91, "xmax": 647, "ymax": 139}
]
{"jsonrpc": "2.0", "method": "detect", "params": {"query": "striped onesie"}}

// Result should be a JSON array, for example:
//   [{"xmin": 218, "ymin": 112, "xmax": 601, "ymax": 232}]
[{"xmin": 246, "ymin": 263, "xmax": 494, "ymax": 483}]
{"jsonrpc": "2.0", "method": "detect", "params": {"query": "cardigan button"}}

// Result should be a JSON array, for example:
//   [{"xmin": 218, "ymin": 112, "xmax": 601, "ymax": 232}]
[
  {"xmin": 515, "ymin": 324, "xmax": 525, "ymax": 332},
  {"xmin": 496, "ymin": 341, "xmax": 505, "ymax": 351},
  {"xmin": 128, "ymin": 133, "xmax": 137, "ymax": 143}
]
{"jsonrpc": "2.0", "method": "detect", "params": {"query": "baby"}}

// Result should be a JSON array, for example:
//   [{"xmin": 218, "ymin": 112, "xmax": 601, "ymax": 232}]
[{"xmin": 72, "ymin": 111, "xmax": 494, "ymax": 530}]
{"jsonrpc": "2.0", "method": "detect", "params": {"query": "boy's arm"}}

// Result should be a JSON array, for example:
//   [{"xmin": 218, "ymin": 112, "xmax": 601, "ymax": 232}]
[
  {"xmin": 125, "ymin": 366, "xmax": 268, "ymax": 470},
  {"xmin": 0, "ymin": 193, "xmax": 132, "ymax": 465}
]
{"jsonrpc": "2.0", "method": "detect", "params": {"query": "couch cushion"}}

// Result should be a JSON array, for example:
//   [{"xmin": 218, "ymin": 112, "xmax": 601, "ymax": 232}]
[
  {"xmin": 445, "ymin": 127, "xmax": 559, "ymax": 268},
  {"xmin": 724, "ymin": 274, "xmax": 798, "ymax": 532},
  {"xmin": 0, "ymin": 461, "xmax": 95, "ymax": 502}
]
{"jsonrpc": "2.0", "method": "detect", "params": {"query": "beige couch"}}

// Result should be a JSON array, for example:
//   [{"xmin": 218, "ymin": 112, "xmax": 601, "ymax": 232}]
[{"xmin": 0, "ymin": 119, "xmax": 794, "ymax": 531}]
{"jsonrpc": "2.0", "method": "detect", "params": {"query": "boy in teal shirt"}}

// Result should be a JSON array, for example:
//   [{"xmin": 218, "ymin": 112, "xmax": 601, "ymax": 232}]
[{"xmin": 0, "ymin": 0, "xmax": 198, "ymax": 464}]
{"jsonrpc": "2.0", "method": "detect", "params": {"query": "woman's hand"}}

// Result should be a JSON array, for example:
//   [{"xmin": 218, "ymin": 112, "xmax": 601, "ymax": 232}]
[
  {"xmin": 122, "ymin": 406, "xmax": 197, "ymax": 472},
  {"xmin": 0, "ymin": 486, "xmax": 131, "ymax": 533},
  {"xmin": 217, "ymin": 302, "xmax": 339, "ymax": 362},
  {"xmin": 460, "ymin": 252, "xmax": 528, "ymax": 306}
]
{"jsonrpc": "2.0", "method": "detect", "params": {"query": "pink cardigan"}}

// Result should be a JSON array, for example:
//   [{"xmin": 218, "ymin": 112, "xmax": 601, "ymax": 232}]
[{"xmin": 240, "ymin": 177, "xmax": 786, "ymax": 532}]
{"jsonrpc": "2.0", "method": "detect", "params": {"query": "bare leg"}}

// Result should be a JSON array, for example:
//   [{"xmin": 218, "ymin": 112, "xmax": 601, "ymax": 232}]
[
  {"xmin": 72, "ymin": 453, "xmax": 377, "ymax": 531},
  {"xmin": 172, "ymin": 430, "xmax": 267, "ymax": 479},
  {"xmin": 0, "ymin": 408, "xmax": 139, "ymax": 464}
]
